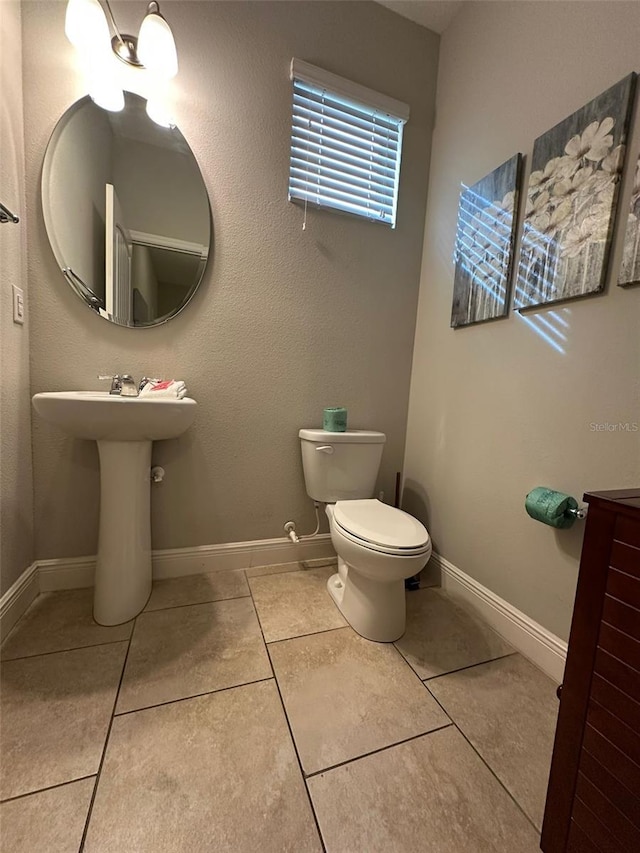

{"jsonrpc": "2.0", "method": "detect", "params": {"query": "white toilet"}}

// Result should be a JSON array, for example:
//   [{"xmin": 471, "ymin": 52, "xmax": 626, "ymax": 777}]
[{"xmin": 299, "ymin": 428, "xmax": 432, "ymax": 642}]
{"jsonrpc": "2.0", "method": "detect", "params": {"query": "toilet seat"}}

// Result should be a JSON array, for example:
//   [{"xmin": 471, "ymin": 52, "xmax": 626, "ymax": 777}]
[{"xmin": 333, "ymin": 499, "xmax": 430, "ymax": 557}]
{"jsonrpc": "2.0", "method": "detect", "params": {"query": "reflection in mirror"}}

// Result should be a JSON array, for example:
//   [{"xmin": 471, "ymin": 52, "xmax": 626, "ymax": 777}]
[{"xmin": 42, "ymin": 92, "xmax": 211, "ymax": 328}]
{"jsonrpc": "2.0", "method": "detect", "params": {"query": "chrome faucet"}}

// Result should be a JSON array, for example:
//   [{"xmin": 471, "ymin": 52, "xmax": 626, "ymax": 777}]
[
  {"xmin": 98, "ymin": 374, "xmax": 139, "ymax": 396},
  {"xmin": 138, "ymin": 377, "xmax": 158, "ymax": 393}
]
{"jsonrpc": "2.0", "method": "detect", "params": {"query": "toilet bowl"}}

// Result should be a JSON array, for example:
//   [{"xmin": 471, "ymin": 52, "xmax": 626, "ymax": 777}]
[
  {"xmin": 326, "ymin": 500, "xmax": 431, "ymax": 642},
  {"xmin": 299, "ymin": 428, "xmax": 432, "ymax": 643}
]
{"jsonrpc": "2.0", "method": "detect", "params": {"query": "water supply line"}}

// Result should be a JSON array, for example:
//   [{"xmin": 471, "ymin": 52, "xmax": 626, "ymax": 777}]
[{"xmin": 283, "ymin": 501, "xmax": 321, "ymax": 544}]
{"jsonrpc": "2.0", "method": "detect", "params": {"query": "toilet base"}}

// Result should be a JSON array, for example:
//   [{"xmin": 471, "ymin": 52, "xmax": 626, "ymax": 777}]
[{"xmin": 327, "ymin": 565, "xmax": 406, "ymax": 643}]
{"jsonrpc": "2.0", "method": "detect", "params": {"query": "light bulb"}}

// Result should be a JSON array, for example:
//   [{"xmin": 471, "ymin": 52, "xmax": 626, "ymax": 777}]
[
  {"xmin": 87, "ymin": 54, "xmax": 124, "ymax": 112},
  {"xmin": 146, "ymin": 96, "xmax": 175, "ymax": 128},
  {"xmin": 66, "ymin": 0, "xmax": 123, "ymax": 112},
  {"xmin": 65, "ymin": 0, "xmax": 110, "ymax": 53},
  {"xmin": 89, "ymin": 75, "xmax": 125, "ymax": 112},
  {"xmin": 138, "ymin": 7, "xmax": 178, "ymax": 79}
]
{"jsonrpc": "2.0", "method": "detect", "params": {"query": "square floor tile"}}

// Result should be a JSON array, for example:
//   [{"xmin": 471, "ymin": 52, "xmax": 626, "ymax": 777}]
[
  {"xmin": 84, "ymin": 681, "xmax": 322, "ymax": 853},
  {"xmin": 1, "ymin": 589, "xmax": 133, "ymax": 660},
  {"xmin": 270, "ymin": 627, "xmax": 450, "ymax": 774},
  {"xmin": 428, "ymin": 653, "xmax": 558, "ymax": 830},
  {"xmin": 0, "ymin": 778, "xmax": 95, "ymax": 853},
  {"xmin": 116, "ymin": 597, "xmax": 271, "ymax": 713},
  {"xmin": 394, "ymin": 588, "xmax": 513, "ymax": 679},
  {"xmin": 249, "ymin": 567, "xmax": 346, "ymax": 642},
  {"xmin": 0, "ymin": 643, "xmax": 127, "ymax": 800},
  {"xmin": 308, "ymin": 726, "xmax": 540, "ymax": 852},
  {"xmin": 144, "ymin": 568, "xmax": 249, "ymax": 611}
]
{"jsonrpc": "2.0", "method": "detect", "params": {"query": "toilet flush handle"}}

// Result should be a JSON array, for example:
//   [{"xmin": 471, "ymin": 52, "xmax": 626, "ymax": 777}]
[{"xmin": 315, "ymin": 445, "xmax": 334, "ymax": 455}]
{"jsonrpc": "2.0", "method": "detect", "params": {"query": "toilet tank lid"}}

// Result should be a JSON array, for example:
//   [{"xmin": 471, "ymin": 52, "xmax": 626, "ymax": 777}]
[{"xmin": 299, "ymin": 429, "xmax": 386, "ymax": 444}]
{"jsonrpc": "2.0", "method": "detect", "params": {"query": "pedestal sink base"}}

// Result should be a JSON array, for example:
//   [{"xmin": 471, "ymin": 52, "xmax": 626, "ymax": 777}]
[
  {"xmin": 31, "ymin": 392, "xmax": 197, "ymax": 625},
  {"xmin": 94, "ymin": 440, "xmax": 152, "ymax": 625}
]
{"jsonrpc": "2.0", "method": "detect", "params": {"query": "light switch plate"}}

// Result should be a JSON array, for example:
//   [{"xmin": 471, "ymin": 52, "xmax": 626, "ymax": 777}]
[{"xmin": 12, "ymin": 285, "xmax": 25, "ymax": 325}]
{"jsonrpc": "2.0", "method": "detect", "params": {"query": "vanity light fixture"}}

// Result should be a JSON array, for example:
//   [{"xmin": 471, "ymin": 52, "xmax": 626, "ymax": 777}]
[
  {"xmin": 105, "ymin": 1, "xmax": 178, "ymax": 78},
  {"xmin": 65, "ymin": 0, "xmax": 178, "ymax": 119}
]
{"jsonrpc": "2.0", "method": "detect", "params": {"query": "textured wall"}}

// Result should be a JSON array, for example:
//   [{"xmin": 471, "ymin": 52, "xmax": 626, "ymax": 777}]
[
  {"xmin": 404, "ymin": 1, "xmax": 640, "ymax": 641},
  {"xmin": 22, "ymin": 1, "xmax": 439, "ymax": 559},
  {"xmin": 0, "ymin": 0, "xmax": 34, "ymax": 594},
  {"xmin": 112, "ymin": 136, "xmax": 210, "ymax": 245}
]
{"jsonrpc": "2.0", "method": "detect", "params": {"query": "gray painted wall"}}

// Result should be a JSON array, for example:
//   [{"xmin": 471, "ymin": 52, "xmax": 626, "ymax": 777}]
[
  {"xmin": 0, "ymin": 0, "xmax": 34, "ymax": 595},
  {"xmin": 23, "ymin": 1, "xmax": 439, "ymax": 560},
  {"xmin": 404, "ymin": 1, "xmax": 640, "ymax": 641}
]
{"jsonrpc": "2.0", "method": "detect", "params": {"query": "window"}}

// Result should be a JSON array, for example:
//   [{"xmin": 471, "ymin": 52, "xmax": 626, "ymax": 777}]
[{"xmin": 288, "ymin": 60, "xmax": 409, "ymax": 228}]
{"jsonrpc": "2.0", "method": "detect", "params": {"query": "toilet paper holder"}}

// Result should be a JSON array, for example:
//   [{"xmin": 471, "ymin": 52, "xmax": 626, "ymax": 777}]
[
  {"xmin": 525, "ymin": 487, "xmax": 589, "ymax": 528},
  {"xmin": 566, "ymin": 506, "xmax": 588, "ymax": 520}
]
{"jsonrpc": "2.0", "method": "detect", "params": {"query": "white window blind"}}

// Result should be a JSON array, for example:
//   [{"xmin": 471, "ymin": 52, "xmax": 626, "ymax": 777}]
[{"xmin": 288, "ymin": 59, "xmax": 409, "ymax": 229}]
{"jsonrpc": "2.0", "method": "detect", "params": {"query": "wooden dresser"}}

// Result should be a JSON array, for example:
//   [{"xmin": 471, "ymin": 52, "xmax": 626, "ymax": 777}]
[{"xmin": 541, "ymin": 489, "xmax": 640, "ymax": 853}]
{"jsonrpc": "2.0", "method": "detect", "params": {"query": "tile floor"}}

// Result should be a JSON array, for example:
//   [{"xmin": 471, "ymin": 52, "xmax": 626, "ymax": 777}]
[{"xmin": 0, "ymin": 559, "xmax": 559, "ymax": 852}]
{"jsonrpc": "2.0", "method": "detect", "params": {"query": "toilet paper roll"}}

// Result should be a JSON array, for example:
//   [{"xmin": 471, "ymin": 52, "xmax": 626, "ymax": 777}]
[
  {"xmin": 525, "ymin": 487, "xmax": 579, "ymax": 529},
  {"xmin": 323, "ymin": 407, "xmax": 347, "ymax": 432}
]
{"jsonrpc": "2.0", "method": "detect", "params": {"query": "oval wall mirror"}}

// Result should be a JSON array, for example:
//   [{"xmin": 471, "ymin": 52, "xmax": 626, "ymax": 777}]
[{"xmin": 42, "ymin": 92, "xmax": 211, "ymax": 328}]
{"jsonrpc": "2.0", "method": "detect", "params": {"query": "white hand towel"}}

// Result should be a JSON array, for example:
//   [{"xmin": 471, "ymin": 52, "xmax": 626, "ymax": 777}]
[{"xmin": 140, "ymin": 379, "xmax": 188, "ymax": 399}]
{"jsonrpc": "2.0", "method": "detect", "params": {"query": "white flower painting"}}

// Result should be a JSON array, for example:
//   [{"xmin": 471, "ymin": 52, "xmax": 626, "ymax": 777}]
[
  {"xmin": 516, "ymin": 73, "xmax": 636, "ymax": 309},
  {"xmin": 451, "ymin": 154, "xmax": 521, "ymax": 327},
  {"xmin": 619, "ymin": 156, "xmax": 640, "ymax": 286}
]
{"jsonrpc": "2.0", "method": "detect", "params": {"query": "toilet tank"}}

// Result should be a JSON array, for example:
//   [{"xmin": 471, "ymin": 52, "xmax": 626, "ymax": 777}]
[{"xmin": 299, "ymin": 429, "xmax": 386, "ymax": 502}]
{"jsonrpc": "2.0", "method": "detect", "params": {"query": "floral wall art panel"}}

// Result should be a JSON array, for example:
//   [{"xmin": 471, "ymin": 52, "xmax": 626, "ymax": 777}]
[
  {"xmin": 618, "ymin": 151, "xmax": 640, "ymax": 286},
  {"xmin": 451, "ymin": 153, "xmax": 522, "ymax": 328},
  {"xmin": 516, "ymin": 72, "xmax": 637, "ymax": 310}
]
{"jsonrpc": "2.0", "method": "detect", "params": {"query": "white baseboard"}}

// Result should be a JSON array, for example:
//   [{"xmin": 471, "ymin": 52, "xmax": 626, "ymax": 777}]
[
  {"xmin": 0, "ymin": 563, "xmax": 39, "ymax": 641},
  {"xmin": 432, "ymin": 553, "xmax": 567, "ymax": 683},
  {"xmin": 38, "ymin": 556, "xmax": 96, "ymax": 592},
  {"xmin": 152, "ymin": 534, "xmax": 335, "ymax": 579},
  {"xmin": 1, "ymin": 534, "xmax": 336, "ymax": 637}
]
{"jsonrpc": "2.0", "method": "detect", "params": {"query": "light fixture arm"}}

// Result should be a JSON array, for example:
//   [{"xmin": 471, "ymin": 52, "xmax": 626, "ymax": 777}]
[
  {"xmin": 104, "ymin": 0, "xmax": 144, "ymax": 68},
  {"xmin": 102, "ymin": 0, "xmax": 175, "ymax": 72},
  {"xmin": 103, "ymin": 0, "xmax": 125, "ymax": 47}
]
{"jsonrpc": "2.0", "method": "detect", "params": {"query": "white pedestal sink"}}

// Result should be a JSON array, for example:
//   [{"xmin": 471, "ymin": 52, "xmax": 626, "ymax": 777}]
[{"xmin": 32, "ymin": 391, "xmax": 197, "ymax": 625}]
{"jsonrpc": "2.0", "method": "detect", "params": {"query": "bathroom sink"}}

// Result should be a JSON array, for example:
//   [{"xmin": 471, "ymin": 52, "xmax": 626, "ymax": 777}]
[
  {"xmin": 32, "ymin": 390, "xmax": 197, "ymax": 627},
  {"xmin": 32, "ymin": 391, "xmax": 197, "ymax": 441}
]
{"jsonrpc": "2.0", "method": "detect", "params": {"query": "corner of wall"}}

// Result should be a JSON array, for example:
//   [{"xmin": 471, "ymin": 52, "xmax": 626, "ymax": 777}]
[{"xmin": 0, "ymin": 0, "xmax": 35, "ymax": 595}]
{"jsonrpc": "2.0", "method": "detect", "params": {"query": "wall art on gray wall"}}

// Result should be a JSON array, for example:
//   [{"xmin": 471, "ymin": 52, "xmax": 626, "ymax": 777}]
[
  {"xmin": 515, "ymin": 72, "xmax": 637, "ymax": 310},
  {"xmin": 618, "ymin": 152, "xmax": 640, "ymax": 286},
  {"xmin": 451, "ymin": 153, "xmax": 522, "ymax": 328}
]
